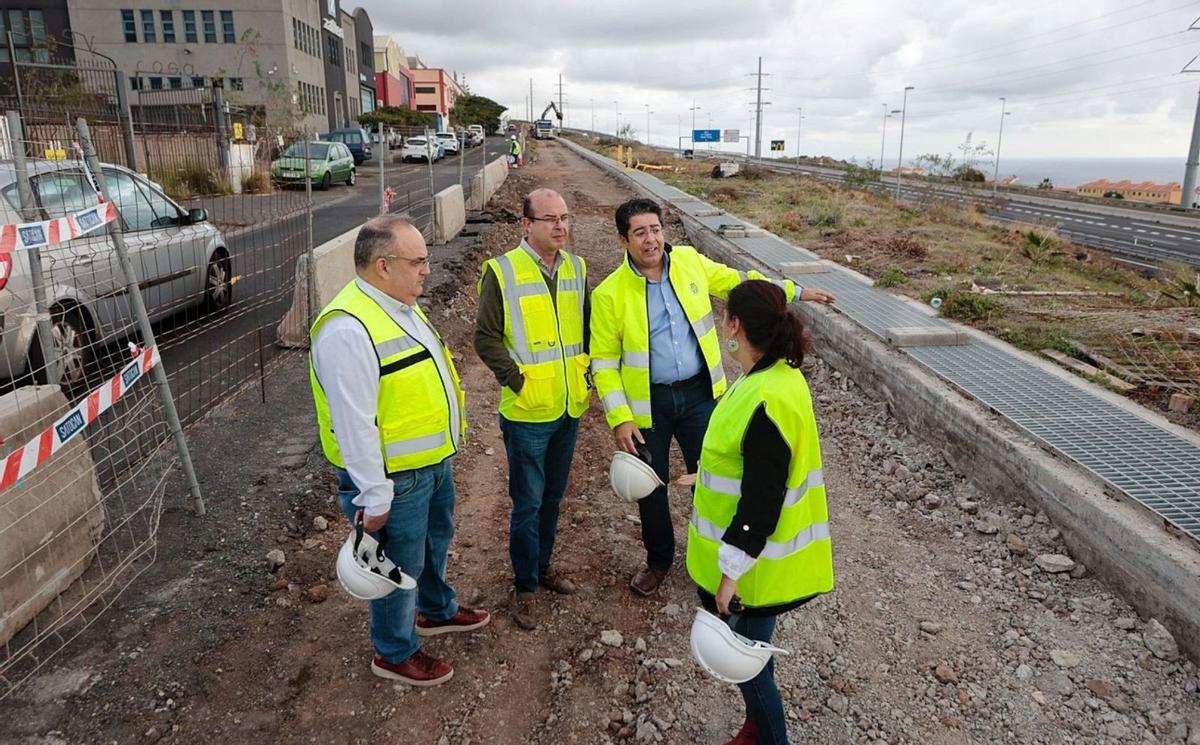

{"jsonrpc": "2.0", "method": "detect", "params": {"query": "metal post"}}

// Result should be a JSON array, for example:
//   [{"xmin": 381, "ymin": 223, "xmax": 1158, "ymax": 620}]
[
  {"xmin": 75, "ymin": 118, "xmax": 205, "ymax": 515},
  {"xmin": 1182, "ymin": 87, "xmax": 1200, "ymax": 209},
  {"xmin": 614, "ymin": 101, "xmax": 619, "ymax": 137},
  {"xmin": 378, "ymin": 122, "xmax": 386, "ymax": 215},
  {"xmin": 480, "ymin": 129, "xmax": 487, "ymax": 212},
  {"xmin": 645, "ymin": 104, "xmax": 651, "ymax": 146},
  {"xmin": 879, "ymin": 104, "xmax": 888, "ymax": 171},
  {"xmin": 212, "ymin": 83, "xmax": 231, "ymax": 184},
  {"xmin": 590, "ymin": 99, "xmax": 594, "ymax": 133},
  {"xmin": 113, "ymin": 70, "xmax": 139, "ymax": 171},
  {"xmin": 457, "ymin": 121, "xmax": 464, "ymax": 192},
  {"xmin": 795, "ymin": 107, "xmax": 803, "ymax": 162},
  {"xmin": 7, "ymin": 33, "xmax": 22, "ymax": 112},
  {"xmin": 753, "ymin": 56, "xmax": 764, "ymax": 158},
  {"xmin": 895, "ymin": 85, "xmax": 914, "ymax": 200},
  {"xmin": 304, "ymin": 134, "xmax": 316, "ymax": 326},
  {"xmin": 7, "ymin": 111, "xmax": 58, "ymax": 385},
  {"xmin": 993, "ymin": 97, "xmax": 1008, "ymax": 200},
  {"xmin": 427, "ymin": 134, "xmax": 436, "ymax": 232}
]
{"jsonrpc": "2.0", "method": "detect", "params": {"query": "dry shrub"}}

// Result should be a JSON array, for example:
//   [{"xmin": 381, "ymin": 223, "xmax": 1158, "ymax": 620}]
[
  {"xmin": 884, "ymin": 234, "xmax": 928, "ymax": 258},
  {"xmin": 775, "ymin": 211, "xmax": 805, "ymax": 233},
  {"xmin": 241, "ymin": 171, "xmax": 273, "ymax": 194},
  {"xmin": 709, "ymin": 186, "xmax": 740, "ymax": 202}
]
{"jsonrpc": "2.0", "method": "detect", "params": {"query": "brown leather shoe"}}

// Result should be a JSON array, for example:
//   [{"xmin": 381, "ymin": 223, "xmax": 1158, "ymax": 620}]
[
  {"xmin": 415, "ymin": 606, "xmax": 491, "ymax": 637},
  {"xmin": 511, "ymin": 591, "xmax": 537, "ymax": 631},
  {"xmin": 371, "ymin": 651, "xmax": 453, "ymax": 687},
  {"xmin": 630, "ymin": 566, "xmax": 668, "ymax": 596},
  {"xmin": 539, "ymin": 569, "xmax": 577, "ymax": 595}
]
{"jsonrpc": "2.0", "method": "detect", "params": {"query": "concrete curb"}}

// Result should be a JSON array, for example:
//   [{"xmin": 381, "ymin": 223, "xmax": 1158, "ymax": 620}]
[
  {"xmin": 434, "ymin": 185, "xmax": 466, "ymax": 245},
  {"xmin": 275, "ymin": 226, "xmax": 362, "ymax": 348},
  {"xmin": 559, "ymin": 135, "xmax": 1200, "ymax": 663}
]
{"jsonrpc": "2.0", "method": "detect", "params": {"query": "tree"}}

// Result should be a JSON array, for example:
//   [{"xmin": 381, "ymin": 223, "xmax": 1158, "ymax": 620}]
[
  {"xmin": 1037, "ymin": 178, "xmax": 1054, "ymax": 190},
  {"xmin": 449, "ymin": 94, "xmax": 506, "ymax": 134},
  {"xmin": 953, "ymin": 165, "xmax": 986, "ymax": 182}
]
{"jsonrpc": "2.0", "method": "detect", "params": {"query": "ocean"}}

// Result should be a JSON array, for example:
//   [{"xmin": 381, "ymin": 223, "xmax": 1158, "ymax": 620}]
[{"xmin": 974, "ymin": 157, "xmax": 1186, "ymax": 190}]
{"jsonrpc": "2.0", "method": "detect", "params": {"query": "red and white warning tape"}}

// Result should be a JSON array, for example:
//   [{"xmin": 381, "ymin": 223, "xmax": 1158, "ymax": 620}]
[
  {"xmin": 0, "ymin": 343, "xmax": 159, "ymax": 492},
  {"xmin": 0, "ymin": 201, "xmax": 118, "ymax": 254}
]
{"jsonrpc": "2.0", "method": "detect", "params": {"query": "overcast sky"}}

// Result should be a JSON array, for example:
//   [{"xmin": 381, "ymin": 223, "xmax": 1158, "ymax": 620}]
[{"xmin": 363, "ymin": 0, "xmax": 1200, "ymax": 164}]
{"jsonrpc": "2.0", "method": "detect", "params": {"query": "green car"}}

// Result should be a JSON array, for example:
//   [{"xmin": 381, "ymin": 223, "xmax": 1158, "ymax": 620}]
[{"xmin": 271, "ymin": 140, "xmax": 356, "ymax": 190}]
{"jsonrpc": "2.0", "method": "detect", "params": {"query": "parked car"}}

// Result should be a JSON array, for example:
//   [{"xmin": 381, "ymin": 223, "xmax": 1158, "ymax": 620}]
[
  {"xmin": 324, "ymin": 127, "xmax": 372, "ymax": 165},
  {"xmin": 468, "ymin": 124, "xmax": 485, "ymax": 142},
  {"xmin": 271, "ymin": 141, "xmax": 356, "ymax": 190},
  {"xmin": 401, "ymin": 137, "xmax": 437, "ymax": 163},
  {"xmin": 435, "ymin": 132, "xmax": 460, "ymax": 156},
  {"xmin": 0, "ymin": 160, "xmax": 232, "ymax": 389}
]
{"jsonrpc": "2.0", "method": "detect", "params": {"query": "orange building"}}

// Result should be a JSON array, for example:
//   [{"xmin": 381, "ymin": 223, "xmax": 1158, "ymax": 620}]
[{"xmin": 1076, "ymin": 179, "xmax": 1188, "ymax": 205}]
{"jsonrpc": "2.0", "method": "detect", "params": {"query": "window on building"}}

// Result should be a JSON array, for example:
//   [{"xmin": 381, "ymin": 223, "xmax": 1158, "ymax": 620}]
[
  {"xmin": 327, "ymin": 35, "xmax": 341, "ymax": 66},
  {"xmin": 417, "ymin": 104, "xmax": 436, "ymax": 111},
  {"xmin": 183, "ymin": 10, "xmax": 197, "ymax": 42},
  {"xmin": 130, "ymin": 77, "xmax": 142, "ymax": 90},
  {"xmin": 168, "ymin": 76, "xmax": 182, "ymax": 88},
  {"xmin": 319, "ymin": 86, "xmax": 326, "ymax": 114},
  {"xmin": 121, "ymin": 9, "xmax": 137, "ymax": 42},
  {"xmin": 140, "ymin": 9, "xmax": 155, "ymax": 42},
  {"xmin": 202, "ymin": 10, "xmax": 216, "ymax": 42},
  {"xmin": 229, "ymin": 77, "xmax": 243, "ymax": 91},
  {"xmin": 292, "ymin": 18, "xmax": 299, "ymax": 49},
  {"xmin": 347, "ymin": 47, "xmax": 354, "ymax": 74},
  {"xmin": 415, "ymin": 86, "xmax": 435, "ymax": 94},
  {"xmin": 360, "ymin": 43, "xmax": 371, "ymax": 71},
  {"xmin": 192, "ymin": 76, "xmax": 206, "ymax": 87},
  {"xmin": 221, "ymin": 11, "xmax": 235, "ymax": 42},
  {"xmin": 161, "ymin": 10, "xmax": 175, "ymax": 42},
  {"xmin": 149, "ymin": 76, "xmax": 163, "ymax": 89}
]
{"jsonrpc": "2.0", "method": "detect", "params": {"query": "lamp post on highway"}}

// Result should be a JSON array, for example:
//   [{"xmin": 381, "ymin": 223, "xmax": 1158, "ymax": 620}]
[
  {"xmin": 895, "ymin": 85, "xmax": 914, "ymax": 200},
  {"xmin": 879, "ymin": 105, "xmax": 900, "ymax": 171},
  {"xmin": 689, "ymin": 100, "xmax": 701, "ymax": 137},
  {"xmin": 795, "ymin": 106, "xmax": 804, "ymax": 161},
  {"xmin": 590, "ymin": 98, "xmax": 595, "ymax": 133},
  {"xmin": 645, "ymin": 104, "xmax": 652, "ymax": 146},
  {"xmin": 992, "ymin": 97, "xmax": 1011, "ymax": 200},
  {"xmin": 614, "ymin": 100, "xmax": 619, "ymax": 138}
]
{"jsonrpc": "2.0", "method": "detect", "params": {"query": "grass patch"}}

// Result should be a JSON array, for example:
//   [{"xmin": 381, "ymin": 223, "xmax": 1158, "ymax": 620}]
[{"xmin": 876, "ymin": 267, "xmax": 908, "ymax": 288}]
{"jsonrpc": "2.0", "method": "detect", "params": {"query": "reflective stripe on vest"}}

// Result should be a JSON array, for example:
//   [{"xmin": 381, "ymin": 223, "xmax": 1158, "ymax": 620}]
[
  {"xmin": 691, "ymin": 508, "xmax": 832, "ymax": 561},
  {"xmin": 698, "ymin": 467, "xmax": 825, "ymax": 509}
]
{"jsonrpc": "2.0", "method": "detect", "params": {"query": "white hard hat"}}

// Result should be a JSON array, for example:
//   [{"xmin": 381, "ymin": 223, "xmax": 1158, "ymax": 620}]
[
  {"xmin": 511, "ymin": 134, "xmax": 517, "ymax": 140},
  {"xmin": 610, "ymin": 451, "xmax": 663, "ymax": 501},
  {"xmin": 336, "ymin": 518, "xmax": 417, "ymax": 600},
  {"xmin": 689, "ymin": 608, "xmax": 790, "ymax": 684}
]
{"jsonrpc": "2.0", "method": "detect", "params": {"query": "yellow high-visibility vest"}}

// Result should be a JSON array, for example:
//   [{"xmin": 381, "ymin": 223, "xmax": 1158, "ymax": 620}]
[
  {"xmin": 480, "ymin": 246, "xmax": 590, "ymax": 421},
  {"xmin": 589, "ymin": 245, "xmax": 794, "ymax": 429},
  {"xmin": 686, "ymin": 358, "xmax": 833, "ymax": 607},
  {"xmin": 310, "ymin": 280, "xmax": 466, "ymax": 473}
]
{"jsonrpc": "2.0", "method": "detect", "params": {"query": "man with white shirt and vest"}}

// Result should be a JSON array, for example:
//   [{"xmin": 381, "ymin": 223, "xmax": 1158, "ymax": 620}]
[
  {"xmin": 590, "ymin": 198, "xmax": 836, "ymax": 596},
  {"xmin": 475, "ymin": 188, "xmax": 590, "ymax": 630},
  {"xmin": 310, "ymin": 216, "xmax": 489, "ymax": 687}
]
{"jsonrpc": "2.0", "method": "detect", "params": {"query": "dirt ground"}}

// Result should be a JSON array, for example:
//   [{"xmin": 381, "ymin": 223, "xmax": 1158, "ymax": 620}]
[{"xmin": 3, "ymin": 140, "xmax": 1199, "ymax": 745}]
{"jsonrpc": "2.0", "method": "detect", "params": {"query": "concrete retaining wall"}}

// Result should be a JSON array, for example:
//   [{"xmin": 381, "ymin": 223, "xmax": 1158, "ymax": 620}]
[
  {"xmin": 558, "ymin": 136, "xmax": 1200, "ymax": 662},
  {"xmin": 0, "ymin": 385, "xmax": 105, "ymax": 647},
  {"xmin": 276, "ymin": 226, "xmax": 362, "ymax": 348},
  {"xmin": 434, "ymin": 184, "xmax": 466, "ymax": 245},
  {"xmin": 466, "ymin": 156, "xmax": 509, "ymax": 211}
]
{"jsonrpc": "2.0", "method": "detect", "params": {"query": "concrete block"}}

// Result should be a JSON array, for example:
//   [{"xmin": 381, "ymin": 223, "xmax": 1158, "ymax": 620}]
[
  {"xmin": 434, "ymin": 184, "xmax": 466, "ymax": 245},
  {"xmin": 0, "ymin": 385, "xmax": 105, "ymax": 647},
  {"xmin": 467, "ymin": 156, "xmax": 509, "ymax": 211},
  {"xmin": 780, "ymin": 261, "xmax": 833, "ymax": 275},
  {"xmin": 1169, "ymin": 393, "xmax": 1194, "ymax": 413},
  {"xmin": 276, "ymin": 226, "xmax": 362, "ymax": 348},
  {"xmin": 886, "ymin": 326, "xmax": 970, "ymax": 347},
  {"xmin": 694, "ymin": 209, "xmax": 723, "ymax": 217}
]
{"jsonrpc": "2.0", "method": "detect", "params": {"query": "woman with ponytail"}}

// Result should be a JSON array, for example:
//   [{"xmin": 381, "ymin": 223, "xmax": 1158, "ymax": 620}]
[{"xmin": 686, "ymin": 280, "xmax": 835, "ymax": 745}]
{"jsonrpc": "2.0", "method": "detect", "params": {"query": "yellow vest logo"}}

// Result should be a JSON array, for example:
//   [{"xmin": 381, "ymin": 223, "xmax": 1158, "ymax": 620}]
[{"xmin": 690, "ymin": 282, "xmax": 699, "ymax": 295}]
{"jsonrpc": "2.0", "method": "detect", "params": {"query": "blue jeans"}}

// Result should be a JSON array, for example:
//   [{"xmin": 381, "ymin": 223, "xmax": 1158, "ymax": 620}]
[
  {"xmin": 639, "ymin": 380, "xmax": 716, "ymax": 570},
  {"xmin": 336, "ymin": 459, "xmax": 459, "ymax": 664},
  {"xmin": 734, "ymin": 614, "xmax": 788, "ymax": 744},
  {"xmin": 499, "ymin": 413, "xmax": 580, "ymax": 593}
]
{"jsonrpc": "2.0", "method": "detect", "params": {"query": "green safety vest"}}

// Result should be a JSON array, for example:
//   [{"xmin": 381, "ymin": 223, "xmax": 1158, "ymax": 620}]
[
  {"xmin": 480, "ymin": 246, "xmax": 590, "ymax": 422},
  {"xmin": 686, "ymin": 358, "xmax": 833, "ymax": 607},
  {"xmin": 310, "ymin": 280, "xmax": 467, "ymax": 473},
  {"xmin": 589, "ymin": 245, "xmax": 795, "ymax": 429}
]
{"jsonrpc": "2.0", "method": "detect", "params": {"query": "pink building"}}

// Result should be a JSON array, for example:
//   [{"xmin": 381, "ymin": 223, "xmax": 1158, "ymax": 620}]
[{"xmin": 411, "ymin": 67, "xmax": 461, "ymax": 117}]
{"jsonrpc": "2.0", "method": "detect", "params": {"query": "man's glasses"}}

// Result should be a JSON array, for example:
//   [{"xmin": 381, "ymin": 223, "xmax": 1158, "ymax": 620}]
[
  {"xmin": 527, "ymin": 214, "xmax": 573, "ymax": 225},
  {"xmin": 381, "ymin": 254, "xmax": 431, "ymax": 268}
]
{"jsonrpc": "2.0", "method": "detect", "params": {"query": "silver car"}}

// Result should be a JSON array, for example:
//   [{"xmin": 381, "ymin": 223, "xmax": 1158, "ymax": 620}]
[{"xmin": 0, "ymin": 160, "xmax": 232, "ymax": 388}]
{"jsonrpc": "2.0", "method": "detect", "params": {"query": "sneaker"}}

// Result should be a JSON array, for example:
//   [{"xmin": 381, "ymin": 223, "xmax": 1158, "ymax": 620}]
[
  {"xmin": 511, "ymin": 591, "xmax": 537, "ymax": 631},
  {"xmin": 539, "ymin": 569, "xmax": 577, "ymax": 595},
  {"xmin": 415, "ymin": 607, "xmax": 491, "ymax": 637},
  {"xmin": 371, "ymin": 651, "xmax": 453, "ymax": 687}
]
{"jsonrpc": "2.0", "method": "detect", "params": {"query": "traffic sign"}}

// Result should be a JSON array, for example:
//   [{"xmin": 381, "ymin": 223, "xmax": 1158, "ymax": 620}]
[
  {"xmin": 770, "ymin": 140, "xmax": 785, "ymax": 151},
  {"xmin": 723, "ymin": 129, "xmax": 740, "ymax": 143},
  {"xmin": 692, "ymin": 129, "xmax": 720, "ymax": 143}
]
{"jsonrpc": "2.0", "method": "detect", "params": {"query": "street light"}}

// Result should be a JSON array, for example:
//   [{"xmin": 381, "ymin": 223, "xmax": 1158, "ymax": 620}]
[
  {"xmin": 590, "ymin": 98, "xmax": 595, "ymax": 133},
  {"xmin": 614, "ymin": 100, "xmax": 619, "ymax": 138},
  {"xmin": 895, "ymin": 85, "xmax": 914, "ymax": 200},
  {"xmin": 993, "ymin": 97, "xmax": 1011, "ymax": 199},
  {"xmin": 795, "ymin": 107, "xmax": 805, "ymax": 161},
  {"xmin": 880, "ymin": 105, "xmax": 900, "ymax": 172},
  {"xmin": 689, "ymin": 99, "xmax": 701, "ymax": 136}
]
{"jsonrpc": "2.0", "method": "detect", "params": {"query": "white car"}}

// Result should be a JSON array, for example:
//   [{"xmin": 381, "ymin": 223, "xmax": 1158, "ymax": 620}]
[
  {"xmin": 0, "ymin": 160, "xmax": 232, "ymax": 388},
  {"xmin": 400, "ymin": 137, "xmax": 437, "ymax": 163},
  {"xmin": 467, "ymin": 125, "xmax": 485, "ymax": 143},
  {"xmin": 435, "ymin": 132, "xmax": 460, "ymax": 156}
]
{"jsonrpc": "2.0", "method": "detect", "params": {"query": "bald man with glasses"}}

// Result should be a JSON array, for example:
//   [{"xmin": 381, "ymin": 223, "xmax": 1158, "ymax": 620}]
[{"xmin": 475, "ymin": 188, "xmax": 592, "ymax": 631}]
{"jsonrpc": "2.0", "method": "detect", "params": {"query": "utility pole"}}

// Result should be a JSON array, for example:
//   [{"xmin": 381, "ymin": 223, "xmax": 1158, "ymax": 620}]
[
  {"xmin": 880, "ymin": 106, "xmax": 900, "ymax": 171},
  {"xmin": 614, "ymin": 100, "xmax": 619, "ymax": 137},
  {"xmin": 689, "ymin": 99, "xmax": 701, "ymax": 137},
  {"xmin": 895, "ymin": 85, "xmax": 914, "ymax": 200},
  {"xmin": 795, "ymin": 106, "xmax": 803, "ymax": 161},
  {"xmin": 992, "ymin": 97, "xmax": 1010, "ymax": 199},
  {"xmin": 748, "ymin": 56, "xmax": 771, "ymax": 158},
  {"xmin": 557, "ymin": 73, "xmax": 564, "ymax": 124},
  {"xmin": 529, "ymin": 78, "xmax": 533, "ymax": 121},
  {"xmin": 590, "ymin": 98, "xmax": 595, "ymax": 132},
  {"xmin": 1180, "ymin": 21, "xmax": 1200, "ymax": 208},
  {"xmin": 645, "ymin": 104, "xmax": 652, "ymax": 146}
]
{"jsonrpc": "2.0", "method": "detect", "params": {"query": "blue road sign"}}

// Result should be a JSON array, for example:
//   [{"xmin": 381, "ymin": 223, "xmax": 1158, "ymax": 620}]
[{"xmin": 692, "ymin": 129, "xmax": 721, "ymax": 143}]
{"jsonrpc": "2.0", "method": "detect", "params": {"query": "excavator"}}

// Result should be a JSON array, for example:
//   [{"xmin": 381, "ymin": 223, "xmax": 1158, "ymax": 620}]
[{"xmin": 533, "ymin": 101, "xmax": 562, "ymax": 140}]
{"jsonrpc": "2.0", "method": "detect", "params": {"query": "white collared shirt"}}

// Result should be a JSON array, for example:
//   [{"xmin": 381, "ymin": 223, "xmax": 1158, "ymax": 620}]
[{"xmin": 311, "ymin": 278, "xmax": 462, "ymax": 516}]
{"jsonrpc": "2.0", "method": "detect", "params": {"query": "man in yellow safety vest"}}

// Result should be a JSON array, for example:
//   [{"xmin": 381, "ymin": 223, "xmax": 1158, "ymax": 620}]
[
  {"xmin": 590, "ymin": 198, "xmax": 835, "ymax": 596},
  {"xmin": 475, "ymin": 188, "xmax": 590, "ymax": 630}
]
